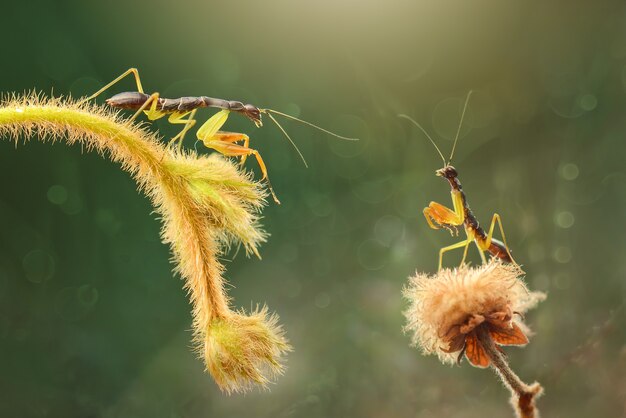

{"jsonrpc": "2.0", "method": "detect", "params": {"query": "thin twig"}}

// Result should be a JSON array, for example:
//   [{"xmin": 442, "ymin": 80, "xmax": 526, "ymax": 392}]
[{"xmin": 476, "ymin": 326, "xmax": 543, "ymax": 418}]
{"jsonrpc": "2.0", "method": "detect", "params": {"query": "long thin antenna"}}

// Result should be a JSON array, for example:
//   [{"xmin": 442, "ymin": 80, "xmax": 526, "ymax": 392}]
[
  {"xmin": 449, "ymin": 90, "xmax": 473, "ymax": 164},
  {"xmin": 263, "ymin": 109, "xmax": 360, "ymax": 141},
  {"xmin": 266, "ymin": 112, "xmax": 309, "ymax": 168},
  {"xmin": 398, "ymin": 114, "xmax": 446, "ymax": 166}
]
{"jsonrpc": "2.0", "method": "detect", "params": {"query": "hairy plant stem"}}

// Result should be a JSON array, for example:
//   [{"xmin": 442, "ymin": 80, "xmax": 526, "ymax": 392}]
[
  {"xmin": 476, "ymin": 326, "xmax": 543, "ymax": 418},
  {"xmin": 0, "ymin": 99, "xmax": 230, "ymax": 319},
  {"xmin": 0, "ymin": 95, "xmax": 289, "ymax": 392}
]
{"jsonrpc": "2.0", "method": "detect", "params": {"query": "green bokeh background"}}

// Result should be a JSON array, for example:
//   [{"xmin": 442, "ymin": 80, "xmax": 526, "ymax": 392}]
[{"xmin": 1, "ymin": 1, "xmax": 625, "ymax": 417}]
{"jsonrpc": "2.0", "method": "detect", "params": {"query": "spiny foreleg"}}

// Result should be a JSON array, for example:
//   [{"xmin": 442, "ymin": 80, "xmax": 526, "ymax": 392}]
[{"xmin": 423, "ymin": 201, "xmax": 464, "ymax": 236}]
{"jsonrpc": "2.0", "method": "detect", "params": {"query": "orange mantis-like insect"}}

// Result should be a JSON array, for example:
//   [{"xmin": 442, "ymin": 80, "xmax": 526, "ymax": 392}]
[
  {"xmin": 400, "ymin": 91, "xmax": 517, "ymax": 270},
  {"xmin": 79, "ymin": 68, "xmax": 358, "ymax": 204}
]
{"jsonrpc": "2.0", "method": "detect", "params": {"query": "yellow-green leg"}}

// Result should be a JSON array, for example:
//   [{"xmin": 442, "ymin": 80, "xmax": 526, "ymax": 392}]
[
  {"xmin": 460, "ymin": 238, "xmax": 473, "ymax": 266},
  {"xmin": 197, "ymin": 109, "xmax": 230, "ymax": 139},
  {"xmin": 129, "ymin": 92, "xmax": 162, "ymax": 122},
  {"xmin": 78, "ymin": 68, "xmax": 145, "ymax": 105},
  {"xmin": 197, "ymin": 110, "xmax": 280, "ymax": 204},
  {"xmin": 197, "ymin": 109, "xmax": 254, "ymax": 167},
  {"xmin": 476, "ymin": 244, "xmax": 487, "ymax": 264},
  {"xmin": 439, "ymin": 238, "xmax": 472, "ymax": 271},
  {"xmin": 485, "ymin": 213, "xmax": 517, "ymax": 265},
  {"xmin": 166, "ymin": 109, "xmax": 198, "ymax": 150}
]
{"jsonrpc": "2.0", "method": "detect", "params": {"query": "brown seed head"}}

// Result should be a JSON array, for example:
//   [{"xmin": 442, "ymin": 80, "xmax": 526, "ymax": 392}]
[{"xmin": 403, "ymin": 259, "xmax": 545, "ymax": 365}]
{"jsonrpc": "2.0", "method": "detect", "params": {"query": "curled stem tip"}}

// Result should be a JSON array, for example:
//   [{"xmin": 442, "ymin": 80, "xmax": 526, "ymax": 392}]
[{"xmin": 203, "ymin": 307, "xmax": 292, "ymax": 394}]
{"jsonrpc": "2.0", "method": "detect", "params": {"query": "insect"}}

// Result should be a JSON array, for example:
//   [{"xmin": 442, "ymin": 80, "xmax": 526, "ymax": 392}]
[
  {"xmin": 79, "ymin": 68, "xmax": 358, "ymax": 204},
  {"xmin": 399, "ymin": 91, "xmax": 516, "ymax": 270}
]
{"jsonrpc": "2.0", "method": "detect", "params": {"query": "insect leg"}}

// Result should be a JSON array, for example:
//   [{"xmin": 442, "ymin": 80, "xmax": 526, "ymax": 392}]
[
  {"xmin": 423, "ymin": 207, "xmax": 442, "ymax": 230},
  {"xmin": 197, "ymin": 110, "xmax": 280, "ymax": 202},
  {"xmin": 201, "ymin": 131, "xmax": 250, "ymax": 160},
  {"xmin": 217, "ymin": 133, "xmax": 250, "ymax": 166},
  {"xmin": 78, "ymin": 67, "xmax": 145, "ymax": 105},
  {"xmin": 485, "ymin": 213, "xmax": 517, "ymax": 265},
  {"xmin": 129, "ymin": 92, "xmax": 162, "ymax": 122},
  {"xmin": 239, "ymin": 135, "xmax": 250, "ymax": 166},
  {"xmin": 196, "ymin": 110, "xmax": 230, "ymax": 140},
  {"xmin": 201, "ymin": 138, "xmax": 280, "ymax": 204},
  {"xmin": 423, "ymin": 201, "xmax": 464, "ymax": 234},
  {"xmin": 475, "ymin": 243, "xmax": 487, "ymax": 264},
  {"xmin": 201, "ymin": 139, "xmax": 265, "ymax": 177},
  {"xmin": 166, "ymin": 109, "xmax": 198, "ymax": 150},
  {"xmin": 460, "ymin": 238, "xmax": 472, "ymax": 266},
  {"xmin": 197, "ymin": 109, "xmax": 251, "ymax": 161},
  {"xmin": 439, "ymin": 238, "xmax": 472, "ymax": 271}
]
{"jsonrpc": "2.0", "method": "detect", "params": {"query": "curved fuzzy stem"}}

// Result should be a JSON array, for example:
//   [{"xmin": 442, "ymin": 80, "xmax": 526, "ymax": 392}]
[
  {"xmin": 0, "ymin": 95, "xmax": 232, "ymax": 319},
  {"xmin": 0, "ymin": 94, "xmax": 288, "ymax": 393},
  {"xmin": 476, "ymin": 326, "xmax": 543, "ymax": 418}
]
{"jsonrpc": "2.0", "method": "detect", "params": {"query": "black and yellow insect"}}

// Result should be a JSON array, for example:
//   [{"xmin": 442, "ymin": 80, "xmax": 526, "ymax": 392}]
[
  {"xmin": 80, "ymin": 68, "xmax": 358, "ymax": 204},
  {"xmin": 400, "ymin": 92, "xmax": 516, "ymax": 270}
]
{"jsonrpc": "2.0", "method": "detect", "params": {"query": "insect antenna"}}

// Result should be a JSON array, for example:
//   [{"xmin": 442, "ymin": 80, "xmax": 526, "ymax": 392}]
[
  {"xmin": 448, "ymin": 90, "xmax": 473, "ymax": 164},
  {"xmin": 265, "ymin": 111, "xmax": 309, "ymax": 168},
  {"xmin": 263, "ymin": 109, "xmax": 360, "ymax": 141},
  {"xmin": 398, "ymin": 114, "xmax": 446, "ymax": 167}
]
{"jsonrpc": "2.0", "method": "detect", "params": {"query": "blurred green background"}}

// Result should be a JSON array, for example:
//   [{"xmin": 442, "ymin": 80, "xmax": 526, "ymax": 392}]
[{"xmin": 1, "ymin": 1, "xmax": 625, "ymax": 417}]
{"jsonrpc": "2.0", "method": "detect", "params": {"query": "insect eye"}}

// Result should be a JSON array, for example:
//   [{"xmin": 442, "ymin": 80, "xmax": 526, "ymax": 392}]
[{"xmin": 244, "ymin": 104, "xmax": 261, "ymax": 122}]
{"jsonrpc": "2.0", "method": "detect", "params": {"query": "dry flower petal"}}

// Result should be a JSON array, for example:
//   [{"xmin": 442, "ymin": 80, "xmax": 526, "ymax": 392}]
[{"xmin": 490, "ymin": 322, "xmax": 529, "ymax": 346}]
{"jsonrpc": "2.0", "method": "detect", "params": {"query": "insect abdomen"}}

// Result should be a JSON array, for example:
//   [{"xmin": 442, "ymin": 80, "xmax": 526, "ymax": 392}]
[
  {"xmin": 105, "ymin": 92, "xmax": 151, "ymax": 109},
  {"xmin": 488, "ymin": 238, "xmax": 513, "ymax": 263},
  {"xmin": 159, "ymin": 97, "xmax": 206, "ymax": 112}
]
